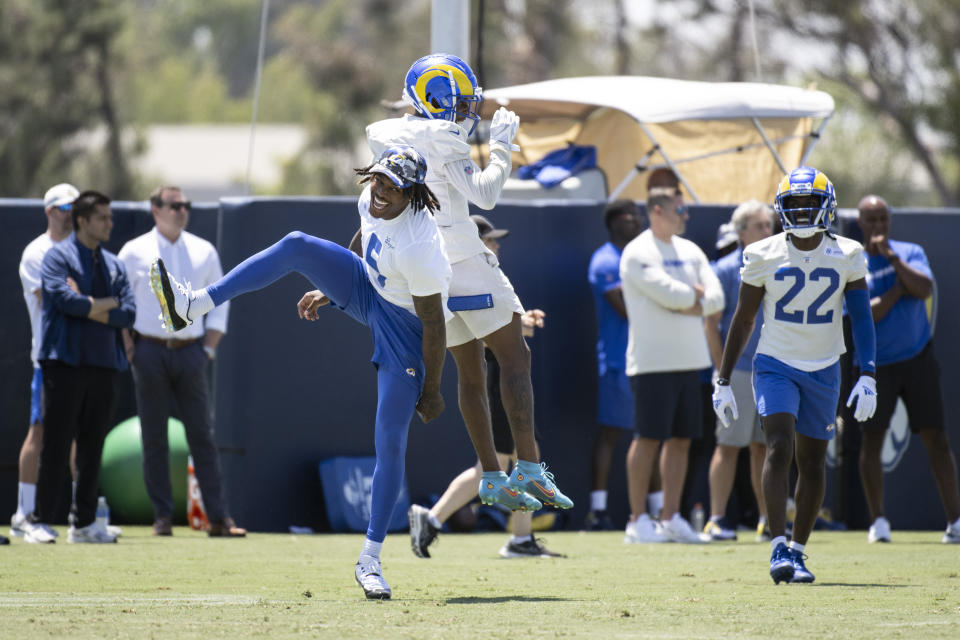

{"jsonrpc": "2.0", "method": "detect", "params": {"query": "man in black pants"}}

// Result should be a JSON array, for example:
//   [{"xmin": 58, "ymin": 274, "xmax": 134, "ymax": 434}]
[
  {"xmin": 118, "ymin": 186, "xmax": 245, "ymax": 537},
  {"xmin": 29, "ymin": 190, "xmax": 136, "ymax": 544}
]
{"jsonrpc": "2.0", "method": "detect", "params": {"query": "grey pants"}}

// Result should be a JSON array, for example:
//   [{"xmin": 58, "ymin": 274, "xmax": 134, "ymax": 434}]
[{"xmin": 131, "ymin": 339, "xmax": 228, "ymax": 523}]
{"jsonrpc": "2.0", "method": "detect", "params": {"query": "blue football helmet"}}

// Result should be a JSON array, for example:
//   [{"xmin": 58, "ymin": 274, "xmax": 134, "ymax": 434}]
[
  {"xmin": 402, "ymin": 53, "xmax": 483, "ymax": 135},
  {"xmin": 773, "ymin": 166, "xmax": 837, "ymax": 237},
  {"xmin": 371, "ymin": 145, "xmax": 427, "ymax": 189}
]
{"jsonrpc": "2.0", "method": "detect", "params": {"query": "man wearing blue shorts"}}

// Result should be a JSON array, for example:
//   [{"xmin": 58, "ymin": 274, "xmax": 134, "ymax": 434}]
[
  {"xmin": 713, "ymin": 167, "xmax": 878, "ymax": 584},
  {"xmin": 150, "ymin": 146, "xmax": 450, "ymax": 600},
  {"xmin": 585, "ymin": 199, "xmax": 648, "ymax": 530}
]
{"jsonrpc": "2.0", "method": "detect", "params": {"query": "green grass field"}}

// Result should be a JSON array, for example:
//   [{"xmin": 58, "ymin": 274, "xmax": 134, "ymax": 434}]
[{"xmin": 2, "ymin": 528, "xmax": 958, "ymax": 638}]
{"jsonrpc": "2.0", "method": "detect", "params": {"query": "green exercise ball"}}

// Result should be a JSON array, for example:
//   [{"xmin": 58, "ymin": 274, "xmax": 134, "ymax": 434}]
[{"xmin": 100, "ymin": 416, "xmax": 189, "ymax": 524}]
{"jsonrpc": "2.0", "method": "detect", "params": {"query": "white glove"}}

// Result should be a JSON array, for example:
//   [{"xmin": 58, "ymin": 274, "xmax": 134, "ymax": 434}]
[
  {"xmin": 489, "ymin": 106, "xmax": 519, "ymax": 147},
  {"xmin": 846, "ymin": 375, "xmax": 877, "ymax": 422},
  {"xmin": 712, "ymin": 381, "xmax": 738, "ymax": 428}
]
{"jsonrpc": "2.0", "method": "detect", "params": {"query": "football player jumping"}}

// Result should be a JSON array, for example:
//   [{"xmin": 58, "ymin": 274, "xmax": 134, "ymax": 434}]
[
  {"xmin": 365, "ymin": 53, "xmax": 573, "ymax": 514},
  {"xmin": 712, "ymin": 166, "xmax": 878, "ymax": 584}
]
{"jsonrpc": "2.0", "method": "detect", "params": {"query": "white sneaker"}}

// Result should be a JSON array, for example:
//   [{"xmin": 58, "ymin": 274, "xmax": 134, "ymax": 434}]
[
  {"xmin": 10, "ymin": 512, "xmax": 29, "ymax": 538},
  {"xmin": 106, "ymin": 524, "xmax": 122, "ymax": 538},
  {"xmin": 624, "ymin": 513, "xmax": 667, "ymax": 544},
  {"xmin": 23, "ymin": 520, "xmax": 58, "ymax": 544},
  {"xmin": 355, "ymin": 554, "xmax": 391, "ymax": 599},
  {"xmin": 868, "ymin": 516, "xmax": 891, "ymax": 543},
  {"xmin": 943, "ymin": 521, "xmax": 960, "ymax": 544},
  {"xmin": 149, "ymin": 258, "xmax": 193, "ymax": 331},
  {"xmin": 661, "ymin": 513, "xmax": 708, "ymax": 544},
  {"xmin": 68, "ymin": 521, "xmax": 117, "ymax": 544}
]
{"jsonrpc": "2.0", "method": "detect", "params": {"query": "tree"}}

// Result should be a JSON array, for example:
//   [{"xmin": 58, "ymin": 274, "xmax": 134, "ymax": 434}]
[{"xmin": 0, "ymin": 0, "xmax": 135, "ymax": 198}]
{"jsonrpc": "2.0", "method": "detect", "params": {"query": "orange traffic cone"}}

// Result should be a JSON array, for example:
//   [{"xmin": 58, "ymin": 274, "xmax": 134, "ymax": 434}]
[{"xmin": 187, "ymin": 455, "xmax": 209, "ymax": 531}]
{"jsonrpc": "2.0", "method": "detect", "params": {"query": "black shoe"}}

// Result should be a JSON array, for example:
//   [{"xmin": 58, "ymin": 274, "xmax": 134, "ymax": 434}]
[
  {"xmin": 408, "ymin": 504, "xmax": 439, "ymax": 558},
  {"xmin": 0, "ymin": 534, "xmax": 9, "ymax": 545},
  {"xmin": 584, "ymin": 510, "xmax": 615, "ymax": 531},
  {"xmin": 499, "ymin": 537, "xmax": 566, "ymax": 558}
]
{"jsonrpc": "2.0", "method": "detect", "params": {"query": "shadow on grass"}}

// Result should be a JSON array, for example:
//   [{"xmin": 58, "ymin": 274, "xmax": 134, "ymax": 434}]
[
  {"xmin": 445, "ymin": 595, "xmax": 579, "ymax": 604},
  {"xmin": 813, "ymin": 583, "xmax": 912, "ymax": 588}
]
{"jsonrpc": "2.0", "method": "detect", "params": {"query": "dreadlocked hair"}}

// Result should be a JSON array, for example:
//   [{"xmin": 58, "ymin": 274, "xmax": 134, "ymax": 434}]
[{"xmin": 355, "ymin": 164, "xmax": 441, "ymax": 215}]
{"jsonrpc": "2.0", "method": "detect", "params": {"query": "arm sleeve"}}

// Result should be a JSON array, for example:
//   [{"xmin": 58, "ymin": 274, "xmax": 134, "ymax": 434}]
[
  {"xmin": 847, "ymin": 244, "xmax": 868, "ymax": 282},
  {"xmin": 19, "ymin": 249, "xmax": 42, "ymax": 299},
  {"xmin": 41, "ymin": 250, "xmax": 92, "ymax": 317},
  {"xmin": 589, "ymin": 253, "xmax": 621, "ymax": 296},
  {"xmin": 441, "ymin": 145, "xmax": 511, "ymax": 210},
  {"xmin": 845, "ymin": 287, "xmax": 876, "ymax": 373},
  {"xmin": 699, "ymin": 254, "xmax": 725, "ymax": 316},
  {"xmin": 203, "ymin": 246, "xmax": 229, "ymax": 334},
  {"xmin": 905, "ymin": 244, "xmax": 933, "ymax": 278},
  {"xmin": 620, "ymin": 246, "xmax": 696, "ymax": 310},
  {"xmin": 740, "ymin": 246, "xmax": 771, "ymax": 287},
  {"xmin": 107, "ymin": 261, "xmax": 137, "ymax": 328}
]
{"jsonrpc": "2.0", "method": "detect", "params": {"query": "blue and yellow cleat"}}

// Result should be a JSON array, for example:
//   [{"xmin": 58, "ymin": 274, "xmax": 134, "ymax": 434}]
[
  {"xmin": 478, "ymin": 473, "xmax": 542, "ymax": 512},
  {"xmin": 769, "ymin": 542, "xmax": 795, "ymax": 585},
  {"xmin": 507, "ymin": 462, "xmax": 574, "ymax": 510},
  {"xmin": 789, "ymin": 549, "xmax": 815, "ymax": 583}
]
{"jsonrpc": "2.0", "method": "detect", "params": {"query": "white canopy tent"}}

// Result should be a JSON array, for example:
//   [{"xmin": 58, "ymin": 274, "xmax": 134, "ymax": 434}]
[{"xmin": 477, "ymin": 76, "xmax": 835, "ymax": 204}]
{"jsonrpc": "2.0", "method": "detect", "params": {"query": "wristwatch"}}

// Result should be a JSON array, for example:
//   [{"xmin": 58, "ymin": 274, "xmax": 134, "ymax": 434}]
[{"xmin": 715, "ymin": 377, "xmax": 730, "ymax": 386}]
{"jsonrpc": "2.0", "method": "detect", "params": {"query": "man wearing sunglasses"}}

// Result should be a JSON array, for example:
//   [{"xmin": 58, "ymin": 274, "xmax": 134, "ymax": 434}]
[
  {"xmin": 621, "ymin": 178, "xmax": 724, "ymax": 544},
  {"xmin": 12, "ymin": 183, "xmax": 78, "ymax": 544},
  {"xmin": 117, "ymin": 186, "xmax": 245, "ymax": 538}
]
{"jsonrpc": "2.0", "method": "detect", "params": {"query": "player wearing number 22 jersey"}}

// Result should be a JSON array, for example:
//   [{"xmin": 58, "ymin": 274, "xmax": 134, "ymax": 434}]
[{"xmin": 711, "ymin": 166, "xmax": 877, "ymax": 586}]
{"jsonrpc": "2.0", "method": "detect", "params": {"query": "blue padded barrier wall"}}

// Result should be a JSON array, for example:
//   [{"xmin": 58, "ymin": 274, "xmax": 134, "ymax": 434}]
[{"xmin": 1, "ymin": 198, "xmax": 957, "ymax": 532}]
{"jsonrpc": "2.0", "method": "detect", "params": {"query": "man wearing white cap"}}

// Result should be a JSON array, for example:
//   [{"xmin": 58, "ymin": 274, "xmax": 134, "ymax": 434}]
[{"xmin": 11, "ymin": 183, "xmax": 78, "ymax": 543}]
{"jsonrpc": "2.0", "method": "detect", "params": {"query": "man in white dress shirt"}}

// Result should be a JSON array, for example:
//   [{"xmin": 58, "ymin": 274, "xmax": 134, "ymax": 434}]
[
  {"xmin": 620, "ymin": 182, "xmax": 724, "ymax": 544},
  {"xmin": 118, "ymin": 186, "xmax": 245, "ymax": 537}
]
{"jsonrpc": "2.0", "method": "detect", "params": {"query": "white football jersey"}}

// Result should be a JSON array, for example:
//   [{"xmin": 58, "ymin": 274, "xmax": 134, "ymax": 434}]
[
  {"xmin": 742, "ymin": 232, "xmax": 867, "ymax": 370},
  {"xmin": 366, "ymin": 114, "xmax": 511, "ymax": 264},
  {"xmin": 20, "ymin": 233, "xmax": 65, "ymax": 366},
  {"xmin": 357, "ymin": 186, "xmax": 453, "ymax": 321}
]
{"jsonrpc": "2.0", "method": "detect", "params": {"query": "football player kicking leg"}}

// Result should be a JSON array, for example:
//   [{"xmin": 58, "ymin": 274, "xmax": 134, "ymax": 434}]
[
  {"xmin": 712, "ymin": 167, "xmax": 877, "ymax": 585},
  {"xmin": 151, "ymin": 147, "xmax": 450, "ymax": 600}
]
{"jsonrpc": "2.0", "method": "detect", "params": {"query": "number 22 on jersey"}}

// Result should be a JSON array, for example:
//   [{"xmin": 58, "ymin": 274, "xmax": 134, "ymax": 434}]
[{"xmin": 774, "ymin": 267, "xmax": 840, "ymax": 325}]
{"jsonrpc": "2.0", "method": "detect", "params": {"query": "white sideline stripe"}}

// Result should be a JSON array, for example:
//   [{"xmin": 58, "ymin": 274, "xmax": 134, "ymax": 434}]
[{"xmin": 0, "ymin": 594, "xmax": 260, "ymax": 607}]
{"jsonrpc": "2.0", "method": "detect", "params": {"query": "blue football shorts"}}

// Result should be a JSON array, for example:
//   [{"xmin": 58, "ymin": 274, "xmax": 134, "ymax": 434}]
[
  {"xmin": 752, "ymin": 353, "xmax": 840, "ymax": 441},
  {"xmin": 30, "ymin": 366, "xmax": 43, "ymax": 425},
  {"xmin": 597, "ymin": 369, "xmax": 634, "ymax": 430}
]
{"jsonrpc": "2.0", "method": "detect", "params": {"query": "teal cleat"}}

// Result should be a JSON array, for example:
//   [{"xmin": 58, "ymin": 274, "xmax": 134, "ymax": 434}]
[
  {"xmin": 769, "ymin": 542, "xmax": 795, "ymax": 584},
  {"xmin": 507, "ymin": 462, "xmax": 574, "ymax": 510},
  {"xmin": 789, "ymin": 549, "xmax": 815, "ymax": 583},
  {"xmin": 478, "ymin": 473, "xmax": 542, "ymax": 512}
]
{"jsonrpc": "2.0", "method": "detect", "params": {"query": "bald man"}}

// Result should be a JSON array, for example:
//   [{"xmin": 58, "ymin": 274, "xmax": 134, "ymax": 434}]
[{"xmin": 854, "ymin": 195, "xmax": 960, "ymax": 544}]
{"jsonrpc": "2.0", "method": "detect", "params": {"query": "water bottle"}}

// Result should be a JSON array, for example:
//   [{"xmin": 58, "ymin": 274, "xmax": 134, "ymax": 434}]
[
  {"xmin": 96, "ymin": 496, "xmax": 110, "ymax": 529},
  {"xmin": 691, "ymin": 503, "xmax": 705, "ymax": 533}
]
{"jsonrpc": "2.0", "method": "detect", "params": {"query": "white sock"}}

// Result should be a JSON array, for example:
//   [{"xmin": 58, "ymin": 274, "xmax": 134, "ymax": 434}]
[
  {"xmin": 647, "ymin": 491, "xmax": 664, "ymax": 516},
  {"xmin": 788, "ymin": 540, "xmax": 805, "ymax": 553},
  {"xmin": 427, "ymin": 513, "xmax": 442, "ymax": 529},
  {"xmin": 511, "ymin": 534, "xmax": 532, "ymax": 544},
  {"xmin": 758, "ymin": 515, "xmax": 767, "ymax": 526},
  {"xmin": 360, "ymin": 538, "xmax": 383, "ymax": 560},
  {"xmin": 770, "ymin": 535, "xmax": 787, "ymax": 551},
  {"xmin": 710, "ymin": 514, "xmax": 723, "ymax": 522},
  {"xmin": 189, "ymin": 288, "xmax": 215, "ymax": 319},
  {"xmin": 590, "ymin": 490, "xmax": 607, "ymax": 512},
  {"xmin": 950, "ymin": 516, "xmax": 960, "ymax": 530},
  {"xmin": 18, "ymin": 482, "xmax": 36, "ymax": 515}
]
